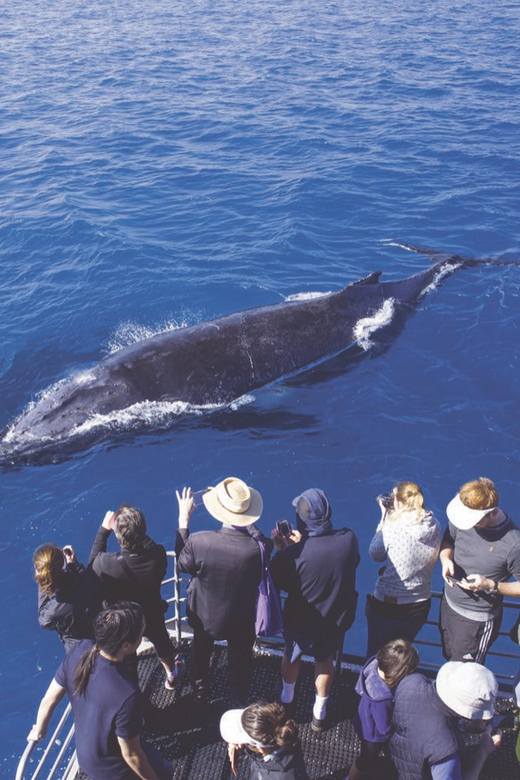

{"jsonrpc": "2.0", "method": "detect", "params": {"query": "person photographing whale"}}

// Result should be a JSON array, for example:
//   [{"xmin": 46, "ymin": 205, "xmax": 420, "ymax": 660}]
[
  {"xmin": 89, "ymin": 505, "xmax": 183, "ymax": 690},
  {"xmin": 270, "ymin": 489, "xmax": 359, "ymax": 731},
  {"xmin": 175, "ymin": 477, "xmax": 272, "ymax": 707}
]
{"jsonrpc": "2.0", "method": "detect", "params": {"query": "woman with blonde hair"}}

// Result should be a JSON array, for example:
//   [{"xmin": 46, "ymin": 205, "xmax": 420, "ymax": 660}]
[
  {"xmin": 365, "ymin": 481, "xmax": 441, "ymax": 656},
  {"xmin": 34, "ymin": 543, "xmax": 103, "ymax": 652}
]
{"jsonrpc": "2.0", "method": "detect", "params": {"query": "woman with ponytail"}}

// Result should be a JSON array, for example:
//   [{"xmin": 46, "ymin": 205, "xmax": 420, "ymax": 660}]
[
  {"xmin": 220, "ymin": 701, "xmax": 309, "ymax": 779},
  {"xmin": 33, "ymin": 543, "xmax": 103, "ymax": 652},
  {"xmin": 365, "ymin": 481, "xmax": 441, "ymax": 656},
  {"xmin": 28, "ymin": 602, "xmax": 173, "ymax": 780}
]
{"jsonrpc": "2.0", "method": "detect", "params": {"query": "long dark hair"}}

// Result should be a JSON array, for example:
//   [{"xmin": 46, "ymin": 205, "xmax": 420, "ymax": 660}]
[
  {"xmin": 241, "ymin": 702, "xmax": 299, "ymax": 752},
  {"xmin": 73, "ymin": 601, "xmax": 143, "ymax": 695}
]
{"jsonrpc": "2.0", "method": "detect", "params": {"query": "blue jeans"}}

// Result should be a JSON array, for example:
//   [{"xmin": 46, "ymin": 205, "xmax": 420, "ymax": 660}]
[{"xmin": 365, "ymin": 594, "xmax": 430, "ymax": 657}]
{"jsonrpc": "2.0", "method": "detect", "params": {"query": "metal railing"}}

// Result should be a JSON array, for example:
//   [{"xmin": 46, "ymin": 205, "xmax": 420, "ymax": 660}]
[
  {"xmin": 16, "ymin": 553, "xmax": 520, "ymax": 779},
  {"xmin": 16, "ymin": 553, "xmax": 188, "ymax": 780},
  {"xmin": 412, "ymin": 591, "xmax": 520, "ymax": 689}
]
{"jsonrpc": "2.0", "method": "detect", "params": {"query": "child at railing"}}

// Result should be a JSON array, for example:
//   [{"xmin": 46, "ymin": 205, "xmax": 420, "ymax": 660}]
[{"xmin": 344, "ymin": 638, "xmax": 419, "ymax": 780}]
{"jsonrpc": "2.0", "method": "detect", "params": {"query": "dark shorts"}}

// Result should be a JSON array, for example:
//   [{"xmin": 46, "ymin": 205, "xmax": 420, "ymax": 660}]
[
  {"xmin": 283, "ymin": 626, "xmax": 341, "ymax": 663},
  {"xmin": 439, "ymin": 595, "xmax": 502, "ymax": 664},
  {"xmin": 356, "ymin": 739, "xmax": 384, "ymax": 772},
  {"xmin": 365, "ymin": 594, "xmax": 431, "ymax": 657}
]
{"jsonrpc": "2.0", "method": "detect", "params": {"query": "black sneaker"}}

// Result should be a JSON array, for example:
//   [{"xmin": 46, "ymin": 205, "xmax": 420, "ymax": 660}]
[
  {"xmin": 193, "ymin": 679, "xmax": 208, "ymax": 703},
  {"xmin": 311, "ymin": 715, "xmax": 327, "ymax": 733}
]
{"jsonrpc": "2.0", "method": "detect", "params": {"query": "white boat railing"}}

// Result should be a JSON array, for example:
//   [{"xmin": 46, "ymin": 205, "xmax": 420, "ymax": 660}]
[
  {"xmin": 16, "ymin": 552, "xmax": 520, "ymax": 779},
  {"xmin": 16, "ymin": 700, "xmax": 77, "ymax": 780}
]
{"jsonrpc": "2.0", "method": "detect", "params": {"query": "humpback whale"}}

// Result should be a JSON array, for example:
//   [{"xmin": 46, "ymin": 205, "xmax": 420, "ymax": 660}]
[{"xmin": 0, "ymin": 247, "xmax": 515, "ymax": 466}]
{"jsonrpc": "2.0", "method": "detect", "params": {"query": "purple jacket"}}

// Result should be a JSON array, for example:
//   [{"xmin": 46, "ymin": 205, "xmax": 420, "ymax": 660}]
[{"xmin": 353, "ymin": 656, "xmax": 394, "ymax": 743}]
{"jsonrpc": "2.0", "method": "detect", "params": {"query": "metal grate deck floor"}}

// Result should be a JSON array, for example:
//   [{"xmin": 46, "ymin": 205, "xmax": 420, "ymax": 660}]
[{"xmin": 84, "ymin": 640, "xmax": 520, "ymax": 780}]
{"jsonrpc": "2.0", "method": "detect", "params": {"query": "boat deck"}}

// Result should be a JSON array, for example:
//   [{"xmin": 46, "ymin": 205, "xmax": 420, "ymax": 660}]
[{"xmin": 73, "ymin": 639, "xmax": 520, "ymax": 780}]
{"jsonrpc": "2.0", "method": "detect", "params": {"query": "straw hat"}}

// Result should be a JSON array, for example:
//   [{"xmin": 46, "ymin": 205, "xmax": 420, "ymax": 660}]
[{"xmin": 203, "ymin": 477, "xmax": 263, "ymax": 526}]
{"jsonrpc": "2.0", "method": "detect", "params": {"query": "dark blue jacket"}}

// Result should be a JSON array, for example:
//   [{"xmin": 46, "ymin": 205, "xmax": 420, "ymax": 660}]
[
  {"xmin": 353, "ymin": 656, "xmax": 393, "ymax": 743},
  {"xmin": 270, "ymin": 527, "xmax": 359, "ymax": 637},
  {"xmin": 390, "ymin": 673, "xmax": 460, "ymax": 780},
  {"xmin": 247, "ymin": 740, "xmax": 309, "ymax": 779}
]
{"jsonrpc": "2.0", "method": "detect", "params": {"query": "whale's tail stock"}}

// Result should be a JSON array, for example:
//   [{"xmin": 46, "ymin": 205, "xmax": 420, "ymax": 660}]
[{"xmin": 381, "ymin": 239, "xmax": 520, "ymax": 269}]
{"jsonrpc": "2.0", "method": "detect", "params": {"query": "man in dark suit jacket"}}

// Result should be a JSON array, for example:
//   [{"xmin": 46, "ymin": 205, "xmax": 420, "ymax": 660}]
[
  {"xmin": 175, "ymin": 477, "xmax": 271, "ymax": 707},
  {"xmin": 89, "ymin": 504, "xmax": 183, "ymax": 691}
]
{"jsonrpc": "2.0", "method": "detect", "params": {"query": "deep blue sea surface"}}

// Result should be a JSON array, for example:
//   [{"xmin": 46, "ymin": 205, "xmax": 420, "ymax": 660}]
[{"xmin": 1, "ymin": 0, "xmax": 520, "ymax": 772}]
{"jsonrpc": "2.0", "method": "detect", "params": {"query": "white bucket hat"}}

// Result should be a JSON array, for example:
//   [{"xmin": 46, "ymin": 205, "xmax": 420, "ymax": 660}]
[
  {"xmin": 436, "ymin": 662, "xmax": 497, "ymax": 720},
  {"xmin": 446, "ymin": 493, "xmax": 496, "ymax": 530},
  {"xmin": 220, "ymin": 708, "xmax": 272, "ymax": 748},
  {"xmin": 203, "ymin": 477, "xmax": 263, "ymax": 527}
]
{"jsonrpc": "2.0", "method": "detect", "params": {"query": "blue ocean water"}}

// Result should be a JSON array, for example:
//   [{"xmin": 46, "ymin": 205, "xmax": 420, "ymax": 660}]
[{"xmin": 1, "ymin": 0, "xmax": 520, "ymax": 772}]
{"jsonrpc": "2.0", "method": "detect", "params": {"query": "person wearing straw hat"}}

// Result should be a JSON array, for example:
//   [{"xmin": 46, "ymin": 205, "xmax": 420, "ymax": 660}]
[
  {"xmin": 175, "ymin": 477, "xmax": 272, "ymax": 707},
  {"xmin": 389, "ymin": 661, "xmax": 501, "ymax": 780},
  {"xmin": 438, "ymin": 477, "xmax": 520, "ymax": 664}
]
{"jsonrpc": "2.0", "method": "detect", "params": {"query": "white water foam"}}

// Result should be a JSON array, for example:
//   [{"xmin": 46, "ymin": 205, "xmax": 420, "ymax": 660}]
[
  {"xmin": 353, "ymin": 298, "xmax": 396, "ymax": 350},
  {"xmin": 419, "ymin": 261, "xmax": 463, "ymax": 298},
  {"xmin": 106, "ymin": 319, "xmax": 189, "ymax": 355},
  {"xmin": 71, "ymin": 393, "xmax": 256, "ymax": 438}
]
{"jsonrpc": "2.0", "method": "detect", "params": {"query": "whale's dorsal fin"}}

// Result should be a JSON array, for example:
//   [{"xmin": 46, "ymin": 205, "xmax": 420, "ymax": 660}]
[{"xmin": 353, "ymin": 271, "xmax": 382, "ymax": 286}]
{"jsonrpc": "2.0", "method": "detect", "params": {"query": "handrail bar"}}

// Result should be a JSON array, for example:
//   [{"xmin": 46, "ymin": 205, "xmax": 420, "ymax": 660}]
[
  {"xmin": 45, "ymin": 724, "xmax": 76, "ymax": 780},
  {"xmin": 16, "ymin": 702, "xmax": 75, "ymax": 780}
]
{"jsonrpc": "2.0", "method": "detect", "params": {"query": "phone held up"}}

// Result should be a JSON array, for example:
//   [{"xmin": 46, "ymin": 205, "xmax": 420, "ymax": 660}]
[
  {"xmin": 276, "ymin": 518, "xmax": 292, "ymax": 537},
  {"xmin": 192, "ymin": 489, "xmax": 208, "ymax": 507}
]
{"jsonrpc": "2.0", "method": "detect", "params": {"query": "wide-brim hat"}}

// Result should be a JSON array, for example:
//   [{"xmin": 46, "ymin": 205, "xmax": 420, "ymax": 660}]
[
  {"xmin": 203, "ymin": 477, "xmax": 263, "ymax": 526},
  {"xmin": 220, "ymin": 708, "xmax": 272, "ymax": 748},
  {"xmin": 446, "ymin": 493, "xmax": 496, "ymax": 530},
  {"xmin": 436, "ymin": 661, "xmax": 497, "ymax": 720}
]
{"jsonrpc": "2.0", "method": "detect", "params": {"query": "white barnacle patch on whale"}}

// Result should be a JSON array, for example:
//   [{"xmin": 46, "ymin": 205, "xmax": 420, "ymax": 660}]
[{"xmin": 353, "ymin": 298, "xmax": 396, "ymax": 350}]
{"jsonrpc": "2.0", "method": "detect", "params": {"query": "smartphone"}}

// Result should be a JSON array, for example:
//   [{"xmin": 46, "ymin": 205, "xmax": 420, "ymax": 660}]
[
  {"xmin": 276, "ymin": 518, "xmax": 292, "ymax": 537},
  {"xmin": 445, "ymin": 574, "xmax": 463, "ymax": 584},
  {"xmin": 192, "ymin": 489, "xmax": 207, "ymax": 507}
]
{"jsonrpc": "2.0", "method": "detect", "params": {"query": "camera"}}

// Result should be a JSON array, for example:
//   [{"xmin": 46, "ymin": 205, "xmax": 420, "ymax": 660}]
[{"xmin": 377, "ymin": 493, "xmax": 394, "ymax": 509}]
